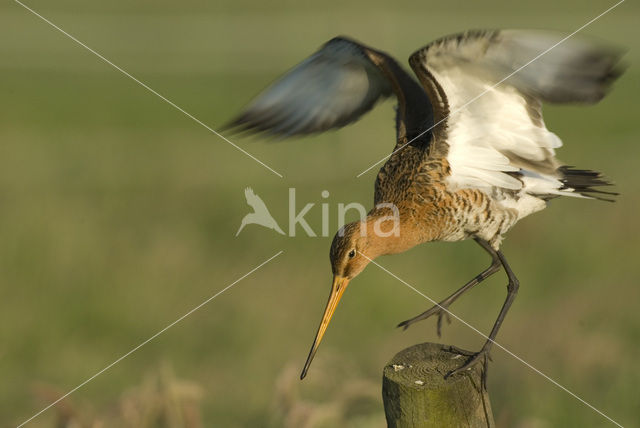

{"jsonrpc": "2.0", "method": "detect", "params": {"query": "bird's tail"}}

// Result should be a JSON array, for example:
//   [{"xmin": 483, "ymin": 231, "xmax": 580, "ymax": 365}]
[{"xmin": 558, "ymin": 166, "xmax": 618, "ymax": 202}]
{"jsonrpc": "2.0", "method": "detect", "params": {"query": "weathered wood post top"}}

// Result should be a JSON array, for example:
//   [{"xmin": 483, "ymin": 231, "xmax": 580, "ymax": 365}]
[{"xmin": 382, "ymin": 342, "xmax": 494, "ymax": 428}]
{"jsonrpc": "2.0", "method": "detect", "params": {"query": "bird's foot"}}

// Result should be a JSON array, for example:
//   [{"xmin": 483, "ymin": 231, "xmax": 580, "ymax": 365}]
[
  {"xmin": 444, "ymin": 346, "xmax": 491, "ymax": 389},
  {"xmin": 397, "ymin": 302, "xmax": 452, "ymax": 337}
]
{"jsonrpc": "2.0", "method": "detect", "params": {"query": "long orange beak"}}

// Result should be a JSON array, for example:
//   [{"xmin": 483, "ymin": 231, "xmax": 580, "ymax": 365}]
[{"xmin": 300, "ymin": 275, "xmax": 350, "ymax": 379}]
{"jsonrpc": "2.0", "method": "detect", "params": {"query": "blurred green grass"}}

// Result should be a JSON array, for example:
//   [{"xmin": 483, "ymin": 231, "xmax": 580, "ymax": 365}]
[{"xmin": 1, "ymin": 0, "xmax": 639, "ymax": 426}]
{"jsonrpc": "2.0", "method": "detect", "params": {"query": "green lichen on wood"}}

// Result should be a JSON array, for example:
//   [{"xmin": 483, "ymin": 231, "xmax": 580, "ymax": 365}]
[{"xmin": 382, "ymin": 343, "xmax": 494, "ymax": 428}]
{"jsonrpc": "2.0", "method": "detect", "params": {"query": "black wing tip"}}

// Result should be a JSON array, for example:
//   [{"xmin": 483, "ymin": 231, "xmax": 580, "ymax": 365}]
[
  {"xmin": 220, "ymin": 112, "xmax": 332, "ymax": 141},
  {"xmin": 572, "ymin": 50, "xmax": 627, "ymax": 104},
  {"xmin": 219, "ymin": 114, "xmax": 263, "ymax": 139},
  {"xmin": 219, "ymin": 116, "xmax": 243, "ymax": 134},
  {"xmin": 219, "ymin": 114, "xmax": 278, "ymax": 141}
]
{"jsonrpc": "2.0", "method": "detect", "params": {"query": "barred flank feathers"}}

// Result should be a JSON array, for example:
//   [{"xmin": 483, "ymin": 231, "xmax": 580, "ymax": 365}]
[{"xmin": 558, "ymin": 166, "xmax": 618, "ymax": 202}]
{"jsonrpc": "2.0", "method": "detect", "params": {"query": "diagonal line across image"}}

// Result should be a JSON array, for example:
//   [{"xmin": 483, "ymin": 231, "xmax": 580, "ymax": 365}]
[
  {"xmin": 17, "ymin": 251, "xmax": 284, "ymax": 427},
  {"xmin": 14, "ymin": 0, "xmax": 284, "ymax": 178},
  {"xmin": 355, "ymin": 0, "xmax": 625, "ymax": 178},
  {"xmin": 11, "ymin": 0, "xmax": 629, "ymax": 426},
  {"xmin": 359, "ymin": 252, "xmax": 625, "ymax": 428}
]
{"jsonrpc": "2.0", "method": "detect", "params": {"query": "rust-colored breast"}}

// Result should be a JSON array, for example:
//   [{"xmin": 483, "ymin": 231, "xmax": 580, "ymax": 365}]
[{"xmin": 373, "ymin": 146, "xmax": 518, "ymax": 249}]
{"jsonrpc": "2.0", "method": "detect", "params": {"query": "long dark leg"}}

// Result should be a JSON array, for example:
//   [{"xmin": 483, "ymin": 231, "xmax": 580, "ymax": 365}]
[
  {"xmin": 446, "ymin": 248, "xmax": 520, "ymax": 387},
  {"xmin": 397, "ymin": 238, "xmax": 501, "ymax": 335}
]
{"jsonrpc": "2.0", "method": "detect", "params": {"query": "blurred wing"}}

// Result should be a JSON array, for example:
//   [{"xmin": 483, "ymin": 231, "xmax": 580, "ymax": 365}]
[
  {"xmin": 409, "ymin": 29, "xmax": 623, "ymax": 192},
  {"xmin": 226, "ymin": 37, "xmax": 434, "ymax": 146}
]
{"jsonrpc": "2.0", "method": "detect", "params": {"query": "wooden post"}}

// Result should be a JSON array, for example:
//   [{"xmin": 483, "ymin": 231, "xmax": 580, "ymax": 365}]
[{"xmin": 382, "ymin": 342, "xmax": 494, "ymax": 428}]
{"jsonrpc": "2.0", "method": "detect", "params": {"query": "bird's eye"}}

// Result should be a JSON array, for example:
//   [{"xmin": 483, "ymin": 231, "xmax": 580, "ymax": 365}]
[{"xmin": 348, "ymin": 249, "xmax": 356, "ymax": 258}]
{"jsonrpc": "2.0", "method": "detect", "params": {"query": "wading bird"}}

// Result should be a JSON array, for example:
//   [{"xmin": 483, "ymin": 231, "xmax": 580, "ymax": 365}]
[{"xmin": 226, "ymin": 29, "xmax": 623, "ymax": 383}]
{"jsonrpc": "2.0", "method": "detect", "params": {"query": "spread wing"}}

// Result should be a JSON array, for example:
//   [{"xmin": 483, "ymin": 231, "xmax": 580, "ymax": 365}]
[
  {"xmin": 225, "ymin": 37, "xmax": 434, "ymax": 147},
  {"xmin": 409, "ymin": 29, "xmax": 623, "ymax": 194}
]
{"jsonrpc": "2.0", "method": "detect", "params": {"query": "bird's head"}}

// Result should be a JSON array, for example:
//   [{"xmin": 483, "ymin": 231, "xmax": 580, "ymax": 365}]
[
  {"xmin": 300, "ymin": 221, "xmax": 374, "ymax": 379},
  {"xmin": 329, "ymin": 221, "xmax": 372, "ymax": 279}
]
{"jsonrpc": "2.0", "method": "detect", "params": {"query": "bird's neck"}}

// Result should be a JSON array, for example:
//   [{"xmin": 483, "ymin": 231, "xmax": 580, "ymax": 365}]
[{"xmin": 361, "ymin": 207, "xmax": 438, "ymax": 258}]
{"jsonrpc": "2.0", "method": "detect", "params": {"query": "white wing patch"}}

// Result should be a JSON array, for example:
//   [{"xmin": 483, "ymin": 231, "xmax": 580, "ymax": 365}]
[
  {"xmin": 438, "ymin": 72, "xmax": 563, "ymax": 192},
  {"xmin": 411, "ymin": 30, "xmax": 620, "ymax": 198}
]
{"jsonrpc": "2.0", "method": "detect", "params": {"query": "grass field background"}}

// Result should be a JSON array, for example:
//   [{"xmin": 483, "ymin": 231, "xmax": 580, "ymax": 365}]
[{"xmin": 2, "ymin": 0, "xmax": 639, "ymax": 426}]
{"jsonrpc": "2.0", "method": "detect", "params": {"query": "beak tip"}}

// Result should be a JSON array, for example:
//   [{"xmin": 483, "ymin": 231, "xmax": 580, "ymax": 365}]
[
  {"xmin": 300, "ymin": 365, "xmax": 309, "ymax": 380},
  {"xmin": 300, "ymin": 275, "xmax": 349, "ymax": 382}
]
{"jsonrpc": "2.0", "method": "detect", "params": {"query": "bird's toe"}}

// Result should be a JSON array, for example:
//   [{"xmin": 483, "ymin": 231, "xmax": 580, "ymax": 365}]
[{"xmin": 445, "ymin": 348, "xmax": 491, "ymax": 389}]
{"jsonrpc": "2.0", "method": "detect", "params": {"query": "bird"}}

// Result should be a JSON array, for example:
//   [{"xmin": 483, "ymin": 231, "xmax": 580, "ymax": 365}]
[
  {"xmin": 225, "ymin": 29, "xmax": 624, "ymax": 384},
  {"xmin": 236, "ymin": 187, "xmax": 285, "ymax": 236}
]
